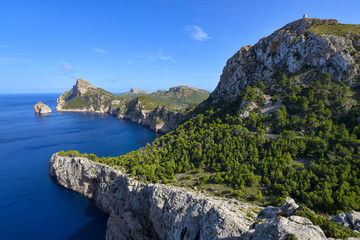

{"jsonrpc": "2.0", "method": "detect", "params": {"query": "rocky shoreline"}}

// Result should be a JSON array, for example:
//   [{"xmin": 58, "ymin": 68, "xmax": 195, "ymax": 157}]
[
  {"xmin": 49, "ymin": 154, "xmax": 259, "ymax": 239},
  {"xmin": 49, "ymin": 154, "xmax": 342, "ymax": 240},
  {"xmin": 55, "ymin": 79, "xmax": 184, "ymax": 134}
]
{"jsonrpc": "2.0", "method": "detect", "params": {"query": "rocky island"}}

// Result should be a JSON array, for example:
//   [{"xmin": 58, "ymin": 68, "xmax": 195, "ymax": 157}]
[
  {"xmin": 34, "ymin": 102, "xmax": 52, "ymax": 114},
  {"xmin": 51, "ymin": 17, "xmax": 360, "ymax": 239}
]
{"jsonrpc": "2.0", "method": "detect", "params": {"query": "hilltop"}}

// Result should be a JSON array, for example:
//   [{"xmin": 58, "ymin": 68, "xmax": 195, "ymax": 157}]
[{"xmin": 121, "ymin": 86, "xmax": 210, "ymax": 109}]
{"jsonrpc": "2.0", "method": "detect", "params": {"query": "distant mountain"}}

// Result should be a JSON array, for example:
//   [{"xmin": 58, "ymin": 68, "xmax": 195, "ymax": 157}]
[
  {"xmin": 122, "ymin": 88, "xmax": 151, "ymax": 95},
  {"xmin": 121, "ymin": 85, "xmax": 210, "ymax": 109},
  {"xmin": 56, "ymin": 79, "xmax": 208, "ymax": 133}
]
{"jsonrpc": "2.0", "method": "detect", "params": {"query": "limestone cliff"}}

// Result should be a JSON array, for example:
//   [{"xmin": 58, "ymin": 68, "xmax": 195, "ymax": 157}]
[
  {"xmin": 56, "ymin": 79, "xmax": 185, "ymax": 133},
  {"xmin": 49, "ymin": 154, "xmax": 259, "ymax": 240},
  {"xmin": 210, "ymin": 18, "xmax": 360, "ymax": 103}
]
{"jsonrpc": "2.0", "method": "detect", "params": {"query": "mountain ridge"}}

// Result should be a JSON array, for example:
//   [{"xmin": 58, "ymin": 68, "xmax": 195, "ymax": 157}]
[{"xmin": 55, "ymin": 79, "xmax": 208, "ymax": 133}]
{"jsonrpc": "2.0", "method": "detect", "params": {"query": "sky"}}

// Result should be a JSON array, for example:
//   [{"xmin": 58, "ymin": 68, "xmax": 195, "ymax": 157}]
[{"xmin": 1, "ymin": 0, "xmax": 359, "ymax": 94}]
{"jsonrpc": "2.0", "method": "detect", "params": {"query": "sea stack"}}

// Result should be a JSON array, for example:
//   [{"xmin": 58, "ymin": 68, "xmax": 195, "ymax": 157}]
[{"xmin": 34, "ymin": 102, "xmax": 52, "ymax": 114}]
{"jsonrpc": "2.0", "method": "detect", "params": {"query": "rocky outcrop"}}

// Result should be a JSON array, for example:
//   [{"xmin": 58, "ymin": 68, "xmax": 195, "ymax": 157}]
[
  {"xmin": 242, "ymin": 198, "xmax": 327, "ymax": 240},
  {"xmin": 332, "ymin": 211, "xmax": 360, "ymax": 232},
  {"xmin": 122, "ymin": 88, "xmax": 151, "ymax": 95},
  {"xmin": 211, "ymin": 18, "xmax": 360, "ymax": 102},
  {"xmin": 109, "ymin": 97, "xmax": 183, "ymax": 133},
  {"xmin": 33, "ymin": 102, "xmax": 52, "ymax": 114},
  {"xmin": 49, "ymin": 154, "xmax": 259, "ymax": 240}
]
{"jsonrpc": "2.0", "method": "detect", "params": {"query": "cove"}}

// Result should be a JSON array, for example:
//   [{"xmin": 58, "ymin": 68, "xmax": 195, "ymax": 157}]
[{"xmin": 0, "ymin": 93, "xmax": 155, "ymax": 240}]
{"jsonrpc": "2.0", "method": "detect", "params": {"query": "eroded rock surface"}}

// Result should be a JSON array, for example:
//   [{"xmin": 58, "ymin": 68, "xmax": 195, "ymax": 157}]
[
  {"xmin": 211, "ymin": 18, "xmax": 360, "ymax": 103},
  {"xmin": 242, "ymin": 198, "xmax": 326, "ymax": 240},
  {"xmin": 332, "ymin": 211, "xmax": 360, "ymax": 232}
]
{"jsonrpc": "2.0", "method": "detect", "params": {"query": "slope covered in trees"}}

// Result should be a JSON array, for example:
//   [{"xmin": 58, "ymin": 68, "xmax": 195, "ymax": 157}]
[
  {"xmin": 121, "ymin": 86, "xmax": 210, "ymax": 110},
  {"xmin": 60, "ymin": 73, "xmax": 360, "ymax": 214}
]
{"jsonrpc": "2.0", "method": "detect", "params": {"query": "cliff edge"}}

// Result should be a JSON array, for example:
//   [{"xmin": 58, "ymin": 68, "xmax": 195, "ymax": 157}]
[
  {"xmin": 49, "ymin": 154, "xmax": 258, "ymax": 240},
  {"xmin": 55, "ymin": 78, "xmax": 184, "ymax": 133}
]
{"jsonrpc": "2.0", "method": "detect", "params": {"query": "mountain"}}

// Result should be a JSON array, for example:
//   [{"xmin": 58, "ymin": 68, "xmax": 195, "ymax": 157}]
[
  {"xmin": 121, "ymin": 86, "xmax": 210, "ymax": 109},
  {"xmin": 210, "ymin": 18, "xmax": 360, "ymax": 103},
  {"xmin": 122, "ymin": 88, "xmax": 151, "ymax": 95},
  {"xmin": 52, "ymin": 18, "xmax": 360, "ymax": 239},
  {"xmin": 56, "ymin": 79, "xmax": 208, "ymax": 133}
]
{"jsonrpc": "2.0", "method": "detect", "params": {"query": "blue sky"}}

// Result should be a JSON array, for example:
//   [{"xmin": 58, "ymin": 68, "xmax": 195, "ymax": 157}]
[{"xmin": 1, "ymin": 0, "xmax": 359, "ymax": 93}]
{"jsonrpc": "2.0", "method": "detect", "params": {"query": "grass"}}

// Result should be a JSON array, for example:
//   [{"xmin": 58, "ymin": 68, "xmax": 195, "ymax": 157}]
[
  {"xmin": 120, "ymin": 87, "xmax": 210, "ymax": 110},
  {"xmin": 62, "ymin": 97, "xmax": 91, "ymax": 109},
  {"xmin": 308, "ymin": 23, "xmax": 360, "ymax": 36}
]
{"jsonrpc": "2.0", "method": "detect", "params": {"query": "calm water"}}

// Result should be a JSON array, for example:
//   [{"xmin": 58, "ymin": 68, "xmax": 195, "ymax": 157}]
[{"xmin": 0, "ymin": 94, "xmax": 155, "ymax": 240}]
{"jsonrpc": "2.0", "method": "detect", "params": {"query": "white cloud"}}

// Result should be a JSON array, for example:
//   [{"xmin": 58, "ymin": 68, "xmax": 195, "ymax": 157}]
[
  {"xmin": 63, "ymin": 65, "xmax": 73, "ymax": 71},
  {"xmin": 92, "ymin": 48, "xmax": 107, "ymax": 54},
  {"xmin": 155, "ymin": 51, "xmax": 175, "ymax": 63},
  {"xmin": 127, "ymin": 51, "xmax": 176, "ymax": 64},
  {"xmin": 186, "ymin": 25, "xmax": 211, "ymax": 41}
]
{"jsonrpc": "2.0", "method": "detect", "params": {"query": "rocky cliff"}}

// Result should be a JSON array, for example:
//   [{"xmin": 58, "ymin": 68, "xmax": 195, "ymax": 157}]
[
  {"xmin": 211, "ymin": 18, "xmax": 360, "ymax": 102},
  {"xmin": 49, "ymin": 154, "xmax": 259, "ymax": 240},
  {"xmin": 50, "ymin": 154, "xmax": 332, "ymax": 240},
  {"xmin": 56, "ymin": 79, "xmax": 185, "ymax": 133}
]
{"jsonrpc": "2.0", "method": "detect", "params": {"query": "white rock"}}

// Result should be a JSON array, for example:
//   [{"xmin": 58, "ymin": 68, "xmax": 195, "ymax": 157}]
[
  {"xmin": 34, "ymin": 102, "xmax": 52, "ymax": 114},
  {"xmin": 49, "ymin": 154, "xmax": 259, "ymax": 240}
]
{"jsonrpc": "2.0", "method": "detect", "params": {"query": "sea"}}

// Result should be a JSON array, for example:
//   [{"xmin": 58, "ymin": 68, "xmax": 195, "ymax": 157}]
[{"xmin": 0, "ymin": 93, "xmax": 156, "ymax": 240}]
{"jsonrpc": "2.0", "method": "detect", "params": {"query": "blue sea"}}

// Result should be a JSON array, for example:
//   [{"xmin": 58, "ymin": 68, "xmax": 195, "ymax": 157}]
[{"xmin": 0, "ymin": 94, "xmax": 156, "ymax": 240}]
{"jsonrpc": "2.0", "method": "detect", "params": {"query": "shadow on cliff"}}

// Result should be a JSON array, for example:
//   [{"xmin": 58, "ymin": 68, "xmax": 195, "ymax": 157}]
[{"xmin": 67, "ymin": 199, "xmax": 109, "ymax": 240}]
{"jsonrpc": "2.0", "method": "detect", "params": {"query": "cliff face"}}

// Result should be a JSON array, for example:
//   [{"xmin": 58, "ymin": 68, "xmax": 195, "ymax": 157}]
[
  {"xmin": 211, "ymin": 18, "xmax": 360, "ymax": 102},
  {"xmin": 56, "ymin": 79, "xmax": 184, "ymax": 133},
  {"xmin": 49, "ymin": 154, "xmax": 258, "ymax": 240}
]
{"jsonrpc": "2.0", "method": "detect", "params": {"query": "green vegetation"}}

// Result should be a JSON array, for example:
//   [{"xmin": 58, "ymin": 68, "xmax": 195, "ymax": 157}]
[
  {"xmin": 62, "ymin": 85, "xmax": 207, "ymax": 112},
  {"xmin": 59, "ymin": 73, "xmax": 360, "ymax": 238},
  {"xmin": 121, "ymin": 86, "xmax": 210, "ymax": 109},
  {"xmin": 308, "ymin": 23, "xmax": 360, "ymax": 36},
  {"xmin": 286, "ymin": 234, "xmax": 298, "ymax": 240},
  {"xmin": 63, "ymin": 96, "xmax": 91, "ymax": 109}
]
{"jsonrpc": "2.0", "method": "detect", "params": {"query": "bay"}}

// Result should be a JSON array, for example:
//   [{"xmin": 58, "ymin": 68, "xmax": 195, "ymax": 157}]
[{"xmin": 0, "ymin": 93, "xmax": 155, "ymax": 240}]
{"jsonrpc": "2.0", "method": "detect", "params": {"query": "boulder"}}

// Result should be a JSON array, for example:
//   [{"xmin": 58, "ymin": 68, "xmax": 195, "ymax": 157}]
[
  {"xmin": 243, "ymin": 216, "xmax": 326, "ymax": 240},
  {"xmin": 332, "ymin": 211, "xmax": 360, "ymax": 232},
  {"xmin": 243, "ymin": 198, "xmax": 326, "ymax": 240},
  {"xmin": 34, "ymin": 102, "xmax": 52, "ymax": 114},
  {"xmin": 331, "ymin": 212, "xmax": 352, "ymax": 229},
  {"xmin": 347, "ymin": 211, "xmax": 360, "ymax": 232},
  {"xmin": 257, "ymin": 197, "xmax": 299, "ymax": 221},
  {"xmin": 282, "ymin": 197, "xmax": 300, "ymax": 217}
]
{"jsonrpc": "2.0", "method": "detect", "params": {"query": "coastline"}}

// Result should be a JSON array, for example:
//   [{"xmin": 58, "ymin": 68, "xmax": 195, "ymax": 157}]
[{"xmin": 49, "ymin": 153, "xmax": 259, "ymax": 239}]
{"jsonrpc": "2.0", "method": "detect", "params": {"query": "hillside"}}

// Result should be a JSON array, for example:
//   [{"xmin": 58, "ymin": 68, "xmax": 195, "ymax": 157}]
[
  {"xmin": 56, "ymin": 79, "xmax": 208, "ymax": 133},
  {"xmin": 56, "ymin": 18, "xmax": 360, "ymax": 239},
  {"xmin": 121, "ymin": 86, "xmax": 210, "ymax": 109}
]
